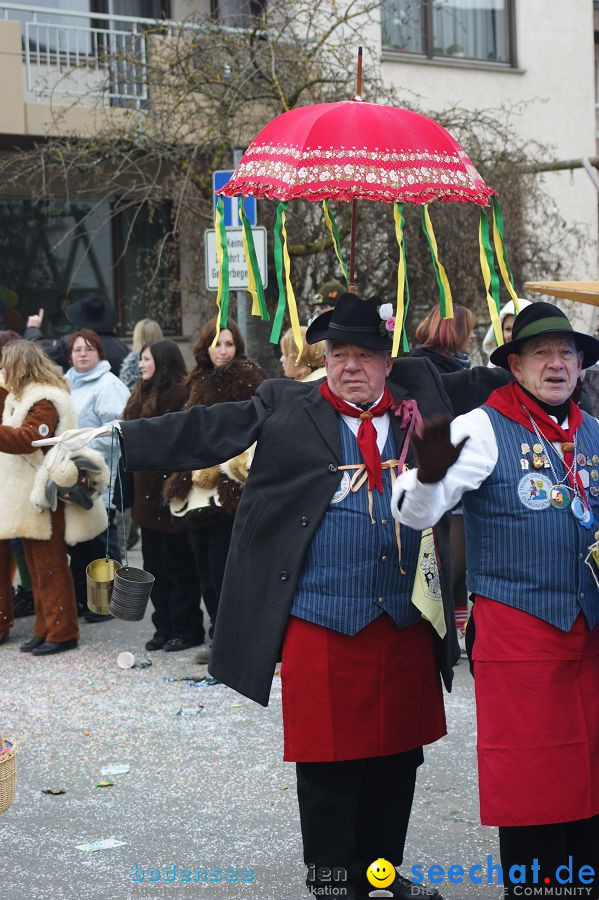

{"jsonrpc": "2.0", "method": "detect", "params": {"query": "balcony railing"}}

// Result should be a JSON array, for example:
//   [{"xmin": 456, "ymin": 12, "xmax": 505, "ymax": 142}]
[{"xmin": 0, "ymin": 3, "xmax": 188, "ymax": 109}]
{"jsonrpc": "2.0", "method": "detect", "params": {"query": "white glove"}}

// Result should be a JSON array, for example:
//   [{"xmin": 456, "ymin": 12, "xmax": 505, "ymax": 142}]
[{"xmin": 33, "ymin": 423, "xmax": 121, "ymax": 452}]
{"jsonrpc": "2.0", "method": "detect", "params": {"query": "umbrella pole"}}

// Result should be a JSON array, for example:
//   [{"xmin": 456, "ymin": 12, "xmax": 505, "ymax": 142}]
[{"xmin": 348, "ymin": 47, "xmax": 363, "ymax": 294}]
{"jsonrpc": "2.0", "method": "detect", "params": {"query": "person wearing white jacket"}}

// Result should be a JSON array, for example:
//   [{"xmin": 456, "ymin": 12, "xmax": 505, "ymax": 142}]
[
  {"xmin": 65, "ymin": 329, "xmax": 130, "ymax": 613},
  {"xmin": 481, "ymin": 298, "xmax": 531, "ymax": 366}
]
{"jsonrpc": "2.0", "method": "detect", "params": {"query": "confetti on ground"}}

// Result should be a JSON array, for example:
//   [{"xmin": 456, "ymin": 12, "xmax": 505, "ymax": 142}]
[
  {"xmin": 100, "ymin": 764, "xmax": 129, "ymax": 775},
  {"xmin": 75, "ymin": 838, "xmax": 127, "ymax": 852},
  {"xmin": 175, "ymin": 706, "xmax": 203, "ymax": 716},
  {"xmin": 94, "ymin": 779, "xmax": 114, "ymax": 788}
]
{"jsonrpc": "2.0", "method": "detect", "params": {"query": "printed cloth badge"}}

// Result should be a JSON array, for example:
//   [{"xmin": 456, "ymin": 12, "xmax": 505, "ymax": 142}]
[{"xmin": 517, "ymin": 473, "xmax": 552, "ymax": 511}]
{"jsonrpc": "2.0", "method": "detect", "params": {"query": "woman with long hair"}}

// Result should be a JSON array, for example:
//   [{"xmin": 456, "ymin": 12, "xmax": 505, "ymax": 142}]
[
  {"xmin": 412, "ymin": 304, "xmax": 476, "ymax": 374},
  {"xmin": 123, "ymin": 339, "xmax": 203, "ymax": 652},
  {"xmin": 164, "ymin": 318, "xmax": 264, "ymax": 664},
  {"xmin": 119, "ymin": 318, "xmax": 164, "ymax": 389},
  {"xmin": 0, "ymin": 341, "xmax": 79, "ymax": 654}
]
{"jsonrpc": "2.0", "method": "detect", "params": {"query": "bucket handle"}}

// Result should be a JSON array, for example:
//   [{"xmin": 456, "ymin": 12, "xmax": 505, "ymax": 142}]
[{"xmin": 106, "ymin": 427, "xmax": 128, "ymax": 570}]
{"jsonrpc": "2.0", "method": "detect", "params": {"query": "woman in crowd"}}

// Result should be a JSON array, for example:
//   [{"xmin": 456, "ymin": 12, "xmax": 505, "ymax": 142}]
[
  {"xmin": 0, "ymin": 341, "xmax": 79, "ymax": 654},
  {"xmin": 65, "ymin": 329, "xmax": 130, "ymax": 619},
  {"xmin": 411, "ymin": 303, "xmax": 476, "ymax": 649},
  {"xmin": 280, "ymin": 326, "xmax": 326, "ymax": 382},
  {"xmin": 482, "ymin": 298, "xmax": 531, "ymax": 366},
  {"xmin": 411, "ymin": 303, "xmax": 476, "ymax": 373},
  {"xmin": 123, "ymin": 339, "xmax": 203, "ymax": 652},
  {"xmin": 164, "ymin": 319, "xmax": 263, "ymax": 665},
  {"xmin": 119, "ymin": 318, "xmax": 163, "ymax": 389}
]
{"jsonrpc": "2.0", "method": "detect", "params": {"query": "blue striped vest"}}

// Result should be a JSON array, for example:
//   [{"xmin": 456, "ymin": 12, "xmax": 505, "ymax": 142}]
[
  {"xmin": 462, "ymin": 406, "xmax": 599, "ymax": 631},
  {"xmin": 291, "ymin": 419, "xmax": 422, "ymax": 634}
]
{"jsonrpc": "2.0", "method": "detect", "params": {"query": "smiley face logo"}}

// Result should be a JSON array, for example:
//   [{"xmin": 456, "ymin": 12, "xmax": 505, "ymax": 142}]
[{"xmin": 366, "ymin": 858, "xmax": 396, "ymax": 889}]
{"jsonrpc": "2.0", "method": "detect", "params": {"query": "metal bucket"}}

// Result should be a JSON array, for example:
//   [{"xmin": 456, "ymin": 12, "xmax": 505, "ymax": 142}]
[
  {"xmin": 109, "ymin": 567, "xmax": 155, "ymax": 622},
  {"xmin": 86, "ymin": 558, "xmax": 122, "ymax": 615}
]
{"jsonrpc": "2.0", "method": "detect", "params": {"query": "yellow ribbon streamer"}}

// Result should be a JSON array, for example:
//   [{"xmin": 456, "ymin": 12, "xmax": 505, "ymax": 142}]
[
  {"xmin": 422, "ymin": 204, "xmax": 454, "ymax": 319},
  {"xmin": 280, "ymin": 209, "xmax": 303, "ymax": 362},
  {"xmin": 479, "ymin": 217, "xmax": 503, "ymax": 347},
  {"xmin": 492, "ymin": 214, "xmax": 520, "ymax": 312},
  {"xmin": 392, "ymin": 204, "xmax": 406, "ymax": 358},
  {"xmin": 240, "ymin": 219, "xmax": 260, "ymax": 317},
  {"xmin": 322, "ymin": 201, "xmax": 348, "ymax": 282}
]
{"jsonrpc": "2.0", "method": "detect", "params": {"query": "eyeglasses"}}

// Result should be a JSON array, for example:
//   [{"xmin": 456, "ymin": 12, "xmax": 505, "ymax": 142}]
[{"xmin": 72, "ymin": 346, "xmax": 97, "ymax": 354}]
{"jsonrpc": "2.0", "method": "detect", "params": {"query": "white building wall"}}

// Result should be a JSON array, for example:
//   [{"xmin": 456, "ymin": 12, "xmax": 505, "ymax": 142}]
[{"xmin": 361, "ymin": 0, "xmax": 598, "ymax": 330}]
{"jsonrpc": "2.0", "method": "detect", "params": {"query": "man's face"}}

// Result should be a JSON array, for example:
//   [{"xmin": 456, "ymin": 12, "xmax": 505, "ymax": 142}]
[
  {"xmin": 325, "ymin": 342, "xmax": 392, "ymax": 405},
  {"xmin": 508, "ymin": 335, "xmax": 583, "ymax": 406}
]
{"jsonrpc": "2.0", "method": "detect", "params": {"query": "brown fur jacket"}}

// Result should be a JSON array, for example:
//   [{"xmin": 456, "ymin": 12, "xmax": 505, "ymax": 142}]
[
  {"xmin": 124, "ymin": 382, "xmax": 187, "ymax": 533},
  {"xmin": 163, "ymin": 357, "xmax": 264, "ymax": 522}
]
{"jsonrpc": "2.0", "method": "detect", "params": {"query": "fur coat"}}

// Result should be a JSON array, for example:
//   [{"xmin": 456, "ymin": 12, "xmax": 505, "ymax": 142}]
[
  {"xmin": 123, "ymin": 382, "xmax": 187, "ymax": 533},
  {"xmin": 0, "ymin": 383, "xmax": 109, "ymax": 544},
  {"xmin": 163, "ymin": 358, "xmax": 264, "ymax": 523}
]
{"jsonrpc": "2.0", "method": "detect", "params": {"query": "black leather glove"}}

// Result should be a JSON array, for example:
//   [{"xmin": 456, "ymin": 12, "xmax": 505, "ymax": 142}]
[{"xmin": 411, "ymin": 415, "xmax": 469, "ymax": 484}]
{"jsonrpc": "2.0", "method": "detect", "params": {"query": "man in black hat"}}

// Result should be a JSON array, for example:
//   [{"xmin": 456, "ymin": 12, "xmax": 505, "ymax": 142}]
[
  {"xmin": 42, "ymin": 293, "xmax": 457, "ymax": 899},
  {"xmin": 392, "ymin": 302, "xmax": 599, "ymax": 899}
]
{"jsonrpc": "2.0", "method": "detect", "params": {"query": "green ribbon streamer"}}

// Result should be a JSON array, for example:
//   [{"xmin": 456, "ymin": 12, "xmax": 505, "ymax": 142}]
[
  {"xmin": 323, "ymin": 200, "xmax": 349, "ymax": 284},
  {"xmin": 492, "ymin": 196, "xmax": 516, "ymax": 290},
  {"xmin": 270, "ymin": 201, "xmax": 288, "ymax": 345},
  {"xmin": 479, "ymin": 208, "xmax": 501, "ymax": 316},
  {"xmin": 240, "ymin": 198, "xmax": 269, "ymax": 321},
  {"xmin": 420, "ymin": 206, "xmax": 449, "ymax": 318},
  {"xmin": 216, "ymin": 195, "xmax": 230, "ymax": 328}
]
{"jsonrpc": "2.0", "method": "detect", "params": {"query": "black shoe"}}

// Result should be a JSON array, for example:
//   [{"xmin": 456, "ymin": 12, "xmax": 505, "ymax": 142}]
[
  {"xmin": 13, "ymin": 586, "xmax": 34, "ymax": 618},
  {"xmin": 163, "ymin": 638, "xmax": 197, "ymax": 652},
  {"xmin": 31, "ymin": 639, "xmax": 78, "ymax": 656},
  {"xmin": 84, "ymin": 612, "xmax": 113, "ymax": 624},
  {"xmin": 20, "ymin": 635, "xmax": 45, "ymax": 652},
  {"xmin": 384, "ymin": 872, "xmax": 443, "ymax": 900},
  {"xmin": 145, "ymin": 635, "xmax": 168, "ymax": 651}
]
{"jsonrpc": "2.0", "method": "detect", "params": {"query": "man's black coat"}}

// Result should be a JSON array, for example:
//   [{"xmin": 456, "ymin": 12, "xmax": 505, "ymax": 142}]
[{"xmin": 120, "ymin": 357, "xmax": 487, "ymax": 706}]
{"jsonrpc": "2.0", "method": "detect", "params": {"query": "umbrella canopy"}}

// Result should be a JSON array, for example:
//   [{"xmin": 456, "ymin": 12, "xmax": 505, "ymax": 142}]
[
  {"xmin": 219, "ymin": 99, "xmax": 493, "ymax": 206},
  {"xmin": 524, "ymin": 280, "xmax": 599, "ymax": 308}
]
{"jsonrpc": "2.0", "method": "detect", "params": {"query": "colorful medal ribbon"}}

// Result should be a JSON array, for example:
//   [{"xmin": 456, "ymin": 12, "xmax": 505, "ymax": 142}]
[
  {"xmin": 391, "ymin": 202, "xmax": 408, "ymax": 357},
  {"xmin": 492, "ymin": 196, "xmax": 520, "ymax": 312},
  {"xmin": 421, "ymin": 204, "xmax": 454, "ymax": 320},
  {"xmin": 240, "ymin": 197, "xmax": 269, "ymax": 321},
  {"xmin": 270, "ymin": 201, "xmax": 303, "ymax": 359},
  {"xmin": 211, "ymin": 195, "xmax": 230, "ymax": 348},
  {"xmin": 479, "ymin": 208, "xmax": 503, "ymax": 347},
  {"xmin": 322, "ymin": 200, "xmax": 349, "ymax": 285}
]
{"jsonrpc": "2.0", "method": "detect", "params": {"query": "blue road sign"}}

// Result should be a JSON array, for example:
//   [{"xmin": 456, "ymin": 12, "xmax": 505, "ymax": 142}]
[{"xmin": 213, "ymin": 169, "xmax": 257, "ymax": 227}]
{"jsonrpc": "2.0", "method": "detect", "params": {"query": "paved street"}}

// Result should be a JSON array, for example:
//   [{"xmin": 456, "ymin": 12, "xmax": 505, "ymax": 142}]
[{"xmin": 1, "ymin": 554, "xmax": 504, "ymax": 900}]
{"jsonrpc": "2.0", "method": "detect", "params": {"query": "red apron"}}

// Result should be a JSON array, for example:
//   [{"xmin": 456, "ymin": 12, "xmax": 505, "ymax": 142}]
[
  {"xmin": 281, "ymin": 613, "xmax": 446, "ymax": 762},
  {"xmin": 473, "ymin": 596, "xmax": 599, "ymax": 826}
]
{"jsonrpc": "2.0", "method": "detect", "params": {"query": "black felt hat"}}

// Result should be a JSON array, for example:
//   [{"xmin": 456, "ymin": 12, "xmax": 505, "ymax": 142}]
[
  {"xmin": 490, "ymin": 301, "xmax": 599, "ymax": 370},
  {"xmin": 66, "ymin": 294, "xmax": 117, "ymax": 333},
  {"xmin": 305, "ymin": 293, "xmax": 393, "ymax": 351}
]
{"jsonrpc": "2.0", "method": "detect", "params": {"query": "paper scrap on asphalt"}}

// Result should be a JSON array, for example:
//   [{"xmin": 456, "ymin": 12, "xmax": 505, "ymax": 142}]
[
  {"xmin": 41, "ymin": 788, "xmax": 65, "ymax": 795},
  {"xmin": 100, "ymin": 764, "xmax": 130, "ymax": 775},
  {"xmin": 75, "ymin": 838, "xmax": 127, "ymax": 852}
]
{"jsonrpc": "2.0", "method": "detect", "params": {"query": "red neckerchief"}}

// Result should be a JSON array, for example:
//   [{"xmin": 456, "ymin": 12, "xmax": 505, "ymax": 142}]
[
  {"xmin": 486, "ymin": 381, "xmax": 585, "ymax": 498},
  {"xmin": 319, "ymin": 382, "xmax": 395, "ymax": 491}
]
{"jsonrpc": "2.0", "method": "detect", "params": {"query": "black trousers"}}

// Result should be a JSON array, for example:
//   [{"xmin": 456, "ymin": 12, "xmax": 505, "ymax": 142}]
[
  {"xmin": 186, "ymin": 518, "xmax": 233, "ymax": 638},
  {"xmin": 499, "ymin": 816, "xmax": 599, "ymax": 899},
  {"xmin": 141, "ymin": 527, "xmax": 203, "ymax": 644},
  {"xmin": 69, "ymin": 535, "xmax": 108, "ymax": 613},
  {"xmin": 297, "ymin": 748, "xmax": 423, "ymax": 889}
]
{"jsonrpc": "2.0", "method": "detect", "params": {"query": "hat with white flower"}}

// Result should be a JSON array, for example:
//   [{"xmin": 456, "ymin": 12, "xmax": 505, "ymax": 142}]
[{"xmin": 305, "ymin": 293, "xmax": 394, "ymax": 351}]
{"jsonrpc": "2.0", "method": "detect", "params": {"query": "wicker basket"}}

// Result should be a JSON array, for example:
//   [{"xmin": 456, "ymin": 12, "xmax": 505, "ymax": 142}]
[{"xmin": 0, "ymin": 732, "xmax": 17, "ymax": 815}]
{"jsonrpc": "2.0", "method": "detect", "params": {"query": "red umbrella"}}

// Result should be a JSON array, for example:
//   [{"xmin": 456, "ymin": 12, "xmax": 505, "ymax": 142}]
[
  {"xmin": 219, "ymin": 99, "xmax": 492, "ymax": 207},
  {"xmin": 214, "ymin": 50, "xmax": 511, "ymax": 356}
]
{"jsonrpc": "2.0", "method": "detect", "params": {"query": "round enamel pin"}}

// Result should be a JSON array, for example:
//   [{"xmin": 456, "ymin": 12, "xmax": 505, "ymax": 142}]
[
  {"xmin": 518, "ymin": 473, "xmax": 552, "ymax": 510},
  {"xmin": 37, "ymin": 423, "xmax": 49, "ymax": 437},
  {"xmin": 549, "ymin": 485, "xmax": 570, "ymax": 509}
]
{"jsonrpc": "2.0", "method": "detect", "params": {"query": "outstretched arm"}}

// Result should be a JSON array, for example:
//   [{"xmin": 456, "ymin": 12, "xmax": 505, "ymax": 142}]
[{"xmin": 390, "ymin": 408, "xmax": 498, "ymax": 529}]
